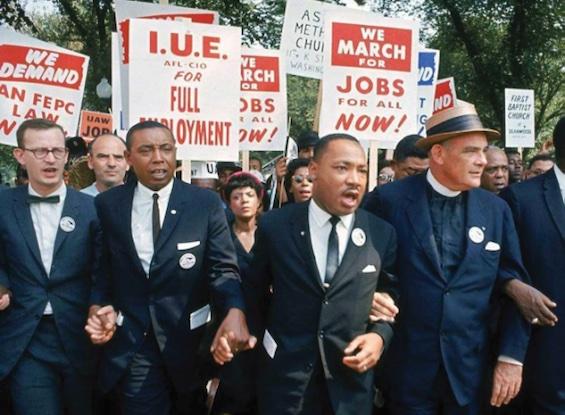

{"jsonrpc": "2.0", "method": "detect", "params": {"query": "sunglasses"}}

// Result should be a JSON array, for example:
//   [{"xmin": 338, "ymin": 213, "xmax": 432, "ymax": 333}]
[{"xmin": 292, "ymin": 174, "xmax": 314, "ymax": 184}]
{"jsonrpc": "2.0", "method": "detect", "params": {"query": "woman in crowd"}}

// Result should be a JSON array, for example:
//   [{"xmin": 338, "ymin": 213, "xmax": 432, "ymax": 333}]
[
  {"xmin": 212, "ymin": 172, "xmax": 264, "ymax": 415},
  {"xmin": 283, "ymin": 158, "xmax": 313, "ymax": 204}
]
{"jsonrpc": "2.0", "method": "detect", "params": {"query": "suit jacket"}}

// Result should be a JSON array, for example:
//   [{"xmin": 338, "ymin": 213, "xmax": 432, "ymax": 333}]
[
  {"xmin": 91, "ymin": 178, "xmax": 244, "ymax": 392},
  {"xmin": 0, "ymin": 186, "xmax": 101, "ymax": 379},
  {"xmin": 362, "ymin": 173, "xmax": 530, "ymax": 406},
  {"xmin": 245, "ymin": 201, "xmax": 397, "ymax": 415},
  {"xmin": 501, "ymin": 169, "xmax": 565, "ymax": 413}
]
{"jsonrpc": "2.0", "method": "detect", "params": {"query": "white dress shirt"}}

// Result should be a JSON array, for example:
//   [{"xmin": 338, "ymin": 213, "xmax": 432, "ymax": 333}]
[
  {"xmin": 553, "ymin": 164, "xmax": 565, "ymax": 204},
  {"xmin": 28, "ymin": 183, "xmax": 67, "ymax": 315},
  {"xmin": 131, "ymin": 179, "xmax": 173, "ymax": 276},
  {"xmin": 80, "ymin": 182, "xmax": 99, "ymax": 197},
  {"xmin": 308, "ymin": 199, "xmax": 354, "ymax": 283}
]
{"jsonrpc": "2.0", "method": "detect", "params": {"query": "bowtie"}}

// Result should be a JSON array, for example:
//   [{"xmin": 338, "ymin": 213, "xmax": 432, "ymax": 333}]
[{"xmin": 27, "ymin": 195, "xmax": 60, "ymax": 204}]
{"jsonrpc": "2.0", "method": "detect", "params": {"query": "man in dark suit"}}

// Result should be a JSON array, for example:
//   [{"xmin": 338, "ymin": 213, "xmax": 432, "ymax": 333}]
[
  {"xmin": 244, "ymin": 133, "xmax": 397, "ymax": 415},
  {"xmin": 500, "ymin": 116, "xmax": 565, "ymax": 414},
  {"xmin": 0, "ymin": 118, "xmax": 101, "ymax": 415},
  {"xmin": 363, "ymin": 102, "xmax": 530, "ymax": 415},
  {"xmin": 85, "ymin": 121, "xmax": 254, "ymax": 415}
]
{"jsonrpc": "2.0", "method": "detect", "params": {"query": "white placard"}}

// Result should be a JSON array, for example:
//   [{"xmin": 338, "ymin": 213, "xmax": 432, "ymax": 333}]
[
  {"xmin": 111, "ymin": 33, "xmax": 127, "ymax": 138},
  {"xmin": 505, "ymin": 88, "xmax": 535, "ymax": 148},
  {"xmin": 127, "ymin": 19, "xmax": 241, "ymax": 161},
  {"xmin": 0, "ymin": 28, "xmax": 89, "ymax": 146},
  {"xmin": 319, "ymin": 10, "xmax": 420, "ymax": 149},
  {"xmin": 239, "ymin": 48, "xmax": 287, "ymax": 151},
  {"xmin": 115, "ymin": 0, "xmax": 218, "ymax": 128},
  {"xmin": 280, "ymin": 0, "xmax": 343, "ymax": 79},
  {"xmin": 417, "ymin": 49, "xmax": 439, "ymax": 136}
]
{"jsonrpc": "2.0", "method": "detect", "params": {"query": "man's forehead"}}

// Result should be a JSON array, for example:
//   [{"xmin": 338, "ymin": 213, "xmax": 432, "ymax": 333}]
[{"xmin": 132, "ymin": 127, "xmax": 174, "ymax": 143}]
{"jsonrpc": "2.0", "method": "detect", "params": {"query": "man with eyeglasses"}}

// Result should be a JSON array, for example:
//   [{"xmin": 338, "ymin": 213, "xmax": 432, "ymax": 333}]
[
  {"xmin": 85, "ymin": 120, "xmax": 254, "ymax": 414},
  {"xmin": 0, "ymin": 118, "xmax": 102, "ymax": 415}
]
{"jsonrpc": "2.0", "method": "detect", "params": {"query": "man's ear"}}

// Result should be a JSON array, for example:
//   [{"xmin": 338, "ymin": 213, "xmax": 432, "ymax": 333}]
[
  {"xmin": 13, "ymin": 148, "xmax": 25, "ymax": 166},
  {"xmin": 308, "ymin": 159, "xmax": 319, "ymax": 180}
]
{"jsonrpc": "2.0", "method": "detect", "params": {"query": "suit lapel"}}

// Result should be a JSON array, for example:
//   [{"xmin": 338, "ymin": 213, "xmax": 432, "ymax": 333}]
[
  {"xmin": 52, "ymin": 189, "xmax": 80, "ymax": 258},
  {"xmin": 291, "ymin": 202, "xmax": 325, "ymax": 292},
  {"xmin": 155, "ymin": 179, "xmax": 183, "ymax": 253},
  {"xmin": 12, "ymin": 187, "xmax": 45, "ymax": 276},
  {"xmin": 328, "ymin": 212, "xmax": 365, "ymax": 292},
  {"xmin": 544, "ymin": 170, "xmax": 565, "ymax": 242},
  {"xmin": 406, "ymin": 178, "xmax": 444, "ymax": 280}
]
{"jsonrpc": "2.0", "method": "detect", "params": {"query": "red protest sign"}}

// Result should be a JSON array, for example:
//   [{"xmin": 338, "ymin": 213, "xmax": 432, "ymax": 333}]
[
  {"xmin": 433, "ymin": 77, "xmax": 457, "ymax": 114},
  {"xmin": 241, "ymin": 55, "xmax": 280, "ymax": 92},
  {"xmin": 79, "ymin": 110, "xmax": 113, "ymax": 142}
]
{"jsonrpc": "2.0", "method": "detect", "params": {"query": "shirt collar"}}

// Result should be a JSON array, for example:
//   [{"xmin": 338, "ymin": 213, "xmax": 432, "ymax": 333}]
[
  {"xmin": 28, "ymin": 182, "xmax": 67, "ymax": 200},
  {"xmin": 137, "ymin": 179, "xmax": 174, "ymax": 200},
  {"xmin": 426, "ymin": 170, "xmax": 461, "ymax": 198},
  {"xmin": 553, "ymin": 164, "xmax": 565, "ymax": 191},
  {"xmin": 309, "ymin": 198, "xmax": 354, "ymax": 229}
]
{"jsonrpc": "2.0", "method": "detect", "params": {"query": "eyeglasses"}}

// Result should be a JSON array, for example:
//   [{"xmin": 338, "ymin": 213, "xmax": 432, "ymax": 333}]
[
  {"xmin": 378, "ymin": 174, "xmax": 394, "ymax": 183},
  {"xmin": 22, "ymin": 147, "xmax": 68, "ymax": 160},
  {"xmin": 292, "ymin": 175, "xmax": 314, "ymax": 184}
]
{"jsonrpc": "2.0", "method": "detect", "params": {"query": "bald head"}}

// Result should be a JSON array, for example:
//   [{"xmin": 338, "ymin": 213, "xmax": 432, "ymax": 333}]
[
  {"xmin": 481, "ymin": 146, "xmax": 508, "ymax": 194},
  {"xmin": 87, "ymin": 133, "xmax": 128, "ymax": 192}
]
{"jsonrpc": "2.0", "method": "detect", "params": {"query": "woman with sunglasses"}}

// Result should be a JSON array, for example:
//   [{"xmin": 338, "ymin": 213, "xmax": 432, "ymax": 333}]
[
  {"xmin": 284, "ymin": 158, "xmax": 313, "ymax": 204},
  {"xmin": 211, "ymin": 172, "xmax": 264, "ymax": 415}
]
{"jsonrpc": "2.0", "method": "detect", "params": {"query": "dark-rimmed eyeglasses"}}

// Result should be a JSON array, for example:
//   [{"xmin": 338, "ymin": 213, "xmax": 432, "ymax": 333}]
[
  {"xmin": 292, "ymin": 175, "xmax": 314, "ymax": 184},
  {"xmin": 22, "ymin": 147, "xmax": 68, "ymax": 160}
]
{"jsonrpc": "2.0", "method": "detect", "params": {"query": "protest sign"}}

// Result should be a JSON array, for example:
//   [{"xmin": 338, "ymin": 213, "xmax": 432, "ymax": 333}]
[
  {"xmin": 191, "ymin": 161, "xmax": 217, "ymax": 178},
  {"xmin": 417, "ymin": 48, "xmax": 439, "ymax": 136},
  {"xmin": 505, "ymin": 88, "xmax": 535, "ymax": 148},
  {"xmin": 280, "ymin": 0, "xmax": 343, "ymax": 79},
  {"xmin": 111, "ymin": 33, "xmax": 127, "ymax": 138},
  {"xmin": 433, "ymin": 77, "xmax": 456, "ymax": 114},
  {"xmin": 0, "ymin": 28, "xmax": 88, "ymax": 146},
  {"xmin": 79, "ymin": 110, "xmax": 113, "ymax": 142},
  {"xmin": 127, "ymin": 19, "xmax": 241, "ymax": 161},
  {"xmin": 239, "ymin": 48, "xmax": 287, "ymax": 151},
  {"xmin": 115, "ymin": 0, "xmax": 218, "ymax": 127},
  {"xmin": 319, "ymin": 9, "xmax": 419, "ymax": 149}
]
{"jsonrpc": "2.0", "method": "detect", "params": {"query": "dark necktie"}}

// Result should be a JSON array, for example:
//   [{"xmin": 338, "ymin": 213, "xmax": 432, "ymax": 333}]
[
  {"xmin": 27, "ymin": 195, "xmax": 60, "ymax": 204},
  {"xmin": 325, "ymin": 215, "xmax": 340, "ymax": 284},
  {"xmin": 152, "ymin": 193, "xmax": 160, "ymax": 247}
]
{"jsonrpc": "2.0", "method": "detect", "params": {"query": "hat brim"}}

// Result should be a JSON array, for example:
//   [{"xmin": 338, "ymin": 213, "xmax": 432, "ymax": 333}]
[{"xmin": 415, "ymin": 128, "xmax": 500, "ymax": 151}]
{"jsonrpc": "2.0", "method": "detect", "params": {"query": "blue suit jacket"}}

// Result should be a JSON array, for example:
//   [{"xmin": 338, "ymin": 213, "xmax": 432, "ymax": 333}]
[
  {"xmin": 91, "ymin": 179, "xmax": 244, "ymax": 392},
  {"xmin": 501, "ymin": 169, "xmax": 565, "ymax": 412},
  {"xmin": 363, "ymin": 173, "xmax": 530, "ymax": 406},
  {"xmin": 245, "ymin": 202, "xmax": 397, "ymax": 415},
  {"xmin": 0, "ymin": 186, "xmax": 101, "ymax": 379}
]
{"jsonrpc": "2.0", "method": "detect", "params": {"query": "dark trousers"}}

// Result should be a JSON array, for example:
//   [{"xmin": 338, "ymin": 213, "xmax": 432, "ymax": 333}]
[
  {"xmin": 117, "ymin": 330, "xmax": 206, "ymax": 415},
  {"xmin": 9, "ymin": 317, "xmax": 93, "ymax": 415},
  {"xmin": 389, "ymin": 367, "xmax": 480, "ymax": 415},
  {"xmin": 299, "ymin": 366, "xmax": 335, "ymax": 415}
]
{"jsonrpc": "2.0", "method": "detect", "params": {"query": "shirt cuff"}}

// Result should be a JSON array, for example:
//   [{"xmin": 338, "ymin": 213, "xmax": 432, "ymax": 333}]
[{"xmin": 498, "ymin": 355, "xmax": 523, "ymax": 366}]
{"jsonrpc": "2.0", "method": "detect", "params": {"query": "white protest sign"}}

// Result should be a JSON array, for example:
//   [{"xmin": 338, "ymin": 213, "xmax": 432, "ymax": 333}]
[
  {"xmin": 280, "ymin": 0, "xmax": 343, "ymax": 79},
  {"xmin": 191, "ymin": 161, "xmax": 217, "ymax": 179},
  {"xmin": 0, "ymin": 28, "xmax": 88, "ymax": 146},
  {"xmin": 111, "ymin": 33, "xmax": 127, "ymax": 138},
  {"xmin": 433, "ymin": 77, "xmax": 457, "ymax": 114},
  {"xmin": 115, "ymin": 0, "xmax": 218, "ymax": 127},
  {"xmin": 505, "ymin": 88, "xmax": 535, "ymax": 148},
  {"xmin": 239, "ymin": 48, "xmax": 287, "ymax": 151},
  {"xmin": 319, "ymin": 10, "xmax": 419, "ymax": 149},
  {"xmin": 127, "ymin": 19, "xmax": 241, "ymax": 161},
  {"xmin": 417, "ymin": 49, "xmax": 439, "ymax": 136}
]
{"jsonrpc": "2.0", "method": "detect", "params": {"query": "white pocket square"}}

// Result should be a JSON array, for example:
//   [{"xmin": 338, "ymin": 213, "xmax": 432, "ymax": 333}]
[
  {"xmin": 177, "ymin": 241, "xmax": 200, "ymax": 250},
  {"xmin": 362, "ymin": 264, "xmax": 377, "ymax": 273},
  {"xmin": 485, "ymin": 241, "xmax": 500, "ymax": 252}
]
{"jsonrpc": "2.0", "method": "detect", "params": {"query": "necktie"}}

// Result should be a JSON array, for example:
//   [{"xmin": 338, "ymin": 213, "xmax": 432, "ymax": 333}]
[
  {"xmin": 27, "ymin": 195, "xmax": 60, "ymax": 204},
  {"xmin": 152, "ymin": 193, "xmax": 160, "ymax": 247},
  {"xmin": 325, "ymin": 215, "xmax": 340, "ymax": 284}
]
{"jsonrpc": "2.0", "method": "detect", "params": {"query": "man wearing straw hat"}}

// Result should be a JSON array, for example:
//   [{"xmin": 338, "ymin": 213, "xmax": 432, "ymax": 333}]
[{"xmin": 363, "ymin": 102, "xmax": 531, "ymax": 414}]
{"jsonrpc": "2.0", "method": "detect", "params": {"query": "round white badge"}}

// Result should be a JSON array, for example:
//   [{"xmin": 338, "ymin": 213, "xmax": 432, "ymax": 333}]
[
  {"xmin": 179, "ymin": 253, "xmax": 196, "ymax": 270},
  {"xmin": 468, "ymin": 226, "xmax": 484, "ymax": 244},
  {"xmin": 59, "ymin": 216, "xmax": 75, "ymax": 233},
  {"xmin": 352, "ymin": 228, "xmax": 366, "ymax": 247}
]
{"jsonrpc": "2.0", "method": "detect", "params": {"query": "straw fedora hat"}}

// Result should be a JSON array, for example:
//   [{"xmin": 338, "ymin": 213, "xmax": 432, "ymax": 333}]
[{"xmin": 416, "ymin": 101, "xmax": 500, "ymax": 150}]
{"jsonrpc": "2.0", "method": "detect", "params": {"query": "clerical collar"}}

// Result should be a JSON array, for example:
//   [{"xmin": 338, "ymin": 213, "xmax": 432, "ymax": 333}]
[
  {"xmin": 554, "ymin": 164, "xmax": 565, "ymax": 192},
  {"xmin": 426, "ymin": 170, "xmax": 461, "ymax": 198}
]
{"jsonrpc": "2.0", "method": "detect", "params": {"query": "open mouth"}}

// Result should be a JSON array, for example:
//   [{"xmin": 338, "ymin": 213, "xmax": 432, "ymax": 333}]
[
  {"xmin": 341, "ymin": 189, "xmax": 360, "ymax": 208},
  {"xmin": 150, "ymin": 169, "xmax": 168, "ymax": 179}
]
